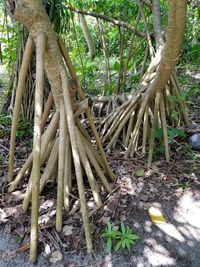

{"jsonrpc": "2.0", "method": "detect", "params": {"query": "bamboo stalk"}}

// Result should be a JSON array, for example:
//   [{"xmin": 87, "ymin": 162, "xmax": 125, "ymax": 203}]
[
  {"xmin": 38, "ymin": 142, "xmax": 58, "ymax": 195},
  {"xmin": 30, "ymin": 32, "xmax": 46, "ymax": 263},
  {"xmin": 116, "ymin": 26, "xmax": 125, "ymax": 94},
  {"xmin": 96, "ymin": 19, "xmax": 111, "ymax": 95},
  {"xmin": 41, "ymin": 92, "xmax": 54, "ymax": 132},
  {"xmin": 140, "ymin": 43, "xmax": 149, "ymax": 80},
  {"xmin": 137, "ymin": 0, "xmax": 154, "ymax": 58},
  {"xmin": 76, "ymin": 119, "xmax": 91, "ymax": 142},
  {"xmin": 171, "ymin": 73, "xmax": 189, "ymax": 125},
  {"xmin": 130, "ymin": 131, "xmax": 140, "ymax": 157},
  {"xmin": 80, "ymin": 134, "xmax": 107, "ymax": 170},
  {"xmin": 102, "ymin": 108, "xmax": 124, "ymax": 141}
]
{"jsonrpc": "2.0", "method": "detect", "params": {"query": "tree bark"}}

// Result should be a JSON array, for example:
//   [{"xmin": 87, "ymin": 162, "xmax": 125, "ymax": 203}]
[{"xmin": 79, "ymin": 14, "xmax": 96, "ymax": 58}]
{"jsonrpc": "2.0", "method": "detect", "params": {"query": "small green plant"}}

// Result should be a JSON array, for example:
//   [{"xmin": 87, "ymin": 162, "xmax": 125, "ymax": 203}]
[{"xmin": 102, "ymin": 222, "xmax": 139, "ymax": 252}]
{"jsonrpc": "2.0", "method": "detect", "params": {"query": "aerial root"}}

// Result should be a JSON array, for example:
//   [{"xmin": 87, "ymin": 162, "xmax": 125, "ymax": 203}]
[
  {"xmin": 101, "ymin": 74, "xmax": 188, "ymax": 165},
  {"xmin": 8, "ymin": 36, "xmax": 115, "ymax": 257}
]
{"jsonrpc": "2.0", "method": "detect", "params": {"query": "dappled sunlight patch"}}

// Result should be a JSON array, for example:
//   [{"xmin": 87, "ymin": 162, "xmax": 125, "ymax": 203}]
[
  {"xmin": 143, "ymin": 243, "xmax": 176, "ymax": 266},
  {"xmin": 157, "ymin": 223, "xmax": 185, "ymax": 242},
  {"xmin": 174, "ymin": 190, "xmax": 200, "ymax": 229},
  {"xmin": 144, "ymin": 221, "xmax": 153, "ymax": 233}
]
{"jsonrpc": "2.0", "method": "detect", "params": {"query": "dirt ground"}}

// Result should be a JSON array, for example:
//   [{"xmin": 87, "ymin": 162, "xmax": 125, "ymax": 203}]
[
  {"xmin": 0, "ymin": 148, "xmax": 200, "ymax": 267},
  {"xmin": 1, "ymin": 188, "xmax": 200, "ymax": 267}
]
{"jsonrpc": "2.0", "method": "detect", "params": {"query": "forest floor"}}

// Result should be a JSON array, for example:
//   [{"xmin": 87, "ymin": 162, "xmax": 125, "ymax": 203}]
[{"xmin": 0, "ymin": 66, "xmax": 200, "ymax": 267}]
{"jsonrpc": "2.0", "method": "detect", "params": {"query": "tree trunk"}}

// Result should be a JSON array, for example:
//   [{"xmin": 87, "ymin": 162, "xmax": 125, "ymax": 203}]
[
  {"xmin": 100, "ymin": 0, "xmax": 188, "ymax": 163},
  {"xmin": 79, "ymin": 14, "xmax": 96, "ymax": 58}
]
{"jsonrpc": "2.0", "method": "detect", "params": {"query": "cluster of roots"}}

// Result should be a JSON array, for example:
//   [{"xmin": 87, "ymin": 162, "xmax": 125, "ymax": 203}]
[
  {"xmin": 8, "ymin": 33, "xmax": 114, "ymax": 262},
  {"xmin": 94, "ymin": 66, "xmax": 188, "ymax": 166}
]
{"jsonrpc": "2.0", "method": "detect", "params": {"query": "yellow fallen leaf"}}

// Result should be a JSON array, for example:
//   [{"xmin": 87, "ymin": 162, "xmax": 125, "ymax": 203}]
[{"xmin": 148, "ymin": 207, "xmax": 166, "ymax": 224}]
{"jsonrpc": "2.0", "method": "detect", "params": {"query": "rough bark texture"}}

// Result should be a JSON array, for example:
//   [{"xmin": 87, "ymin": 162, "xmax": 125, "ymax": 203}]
[{"xmin": 11, "ymin": 0, "xmax": 63, "ymax": 108}]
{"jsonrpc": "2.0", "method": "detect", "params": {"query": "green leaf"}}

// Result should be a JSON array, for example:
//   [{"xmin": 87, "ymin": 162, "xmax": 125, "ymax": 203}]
[
  {"xmin": 135, "ymin": 168, "xmax": 145, "ymax": 177},
  {"xmin": 113, "ymin": 61, "xmax": 120, "ymax": 71},
  {"xmin": 121, "ymin": 223, "xmax": 126, "ymax": 235},
  {"xmin": 125, "ymin": 239, "xmax": 131, "ymax": 251},
  {"xmin": 115, "ymin": 240, "xmax": 123, "ymax": 251},
  {"xmin": 125, "ymin": 240, "xmax": 131, "ymax": 251},
  {"xmin": 107, "ymin": 237, "xmax": 112, "ymax": 251},
  {"xmin": 174, "ymin": 128, "xmax": 186, "ymax": 138},
  {"xmin": 128, "ymin": 234, "xmax": 140, "ymax": 240},
  {"xmin": 168, "ymin": 95, "xmax": 179, "ymax": 103},
  {"xmin": 154, "ymin": 128, "xmax": 164, "ymax": 139},
  {"xmin": 126, "ymin": 226, "xmax": 131, "ymax": 235},
  {"xmin": 171, "ymin": 111, "xmax": 178, "ymax": 119},
  {"xmin": 129, "ymin": 239, "xmax": 135, "ymax": 244},
  {"xmin": 122, "ymin": 240, "xmax": 126, "ymax": 248},
  {"xmin": 102, "ymin": 231, "xmax": 109, "ymax": 238},
  {"xmin": 112, "ymin": 230, "xmax": 121, "ymax": 238},
  {"xmin": 108, "ymin": 222, "xmax": 112, "ymax": 233}
]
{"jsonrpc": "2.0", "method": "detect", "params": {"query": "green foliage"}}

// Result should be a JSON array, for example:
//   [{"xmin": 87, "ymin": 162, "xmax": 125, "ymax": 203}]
[
  {"xmin": 0, "ymin": 23, "xmax": 20, "ymax": 72},
  {"xmin": 153, "ymin": 127, "xmax": 186, "ymax": 159},
  {"xmin": 0, "ymin": 0, "xmax": 198, "ymax": 99},
  {"xmin": 102, "ymin": 222, "xmax": 139, "ymax": 252},
  {"xmin": 43, "ymin": 0, "xmax": 70, "ymax": 34},
  {"xmin": 135, "ymin": 168, "xmax": 145, "ymax": 177},
  {"xmin": 0, "ymin": 114, "xmax": 33, "ymax": 140},
  {"xmin": 184, "ymin": 143, "xmax": 198, "ymax": 161},
  {"xmin": 155, "ymin": 127, "xmax": 185, "ymax": 143},
  {"xmin": 181, "ymin": 4, "xmax": 200, "ymax": 65}
]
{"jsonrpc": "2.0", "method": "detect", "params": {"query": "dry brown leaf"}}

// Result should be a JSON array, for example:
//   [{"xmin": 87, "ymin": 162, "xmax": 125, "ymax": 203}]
[
  {"xmin": 16, "ymin": 242, "xmax": 30, "ymax": 253},
  {"xmin": 68, "ymin": 236, "xmax": 80, "ymax": 249}
]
